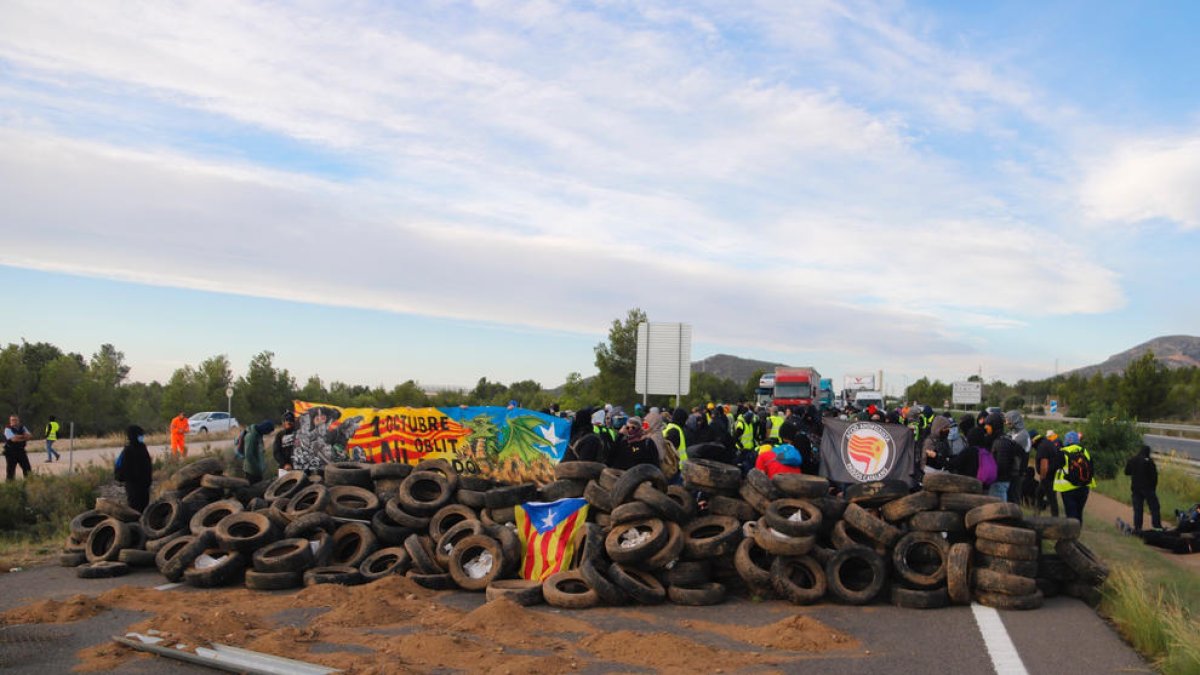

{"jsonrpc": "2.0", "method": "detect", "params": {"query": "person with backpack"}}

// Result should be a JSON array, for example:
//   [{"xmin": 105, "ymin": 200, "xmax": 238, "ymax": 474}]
[
  {"xmin": 114, "ymin": 425, "xmax": 152, "ymax": 512},
  {"xmin": 990, "ymin": 429, "xmax": 1023, "ymax": 501},
  {"xmin": 1124, "ymin": 444, "xmax": 1162, "ymax": 533},
  {"xmin": 948, "ymin": 426, "xmax": 989, "ymax": 485},
  {"xmin": 1054, "ymin": 431, "xmax": 1095, "ymax": 523},
  {"xmin": 1033, "ymin": 430, "xmax": 1062, "ymax": 516}
]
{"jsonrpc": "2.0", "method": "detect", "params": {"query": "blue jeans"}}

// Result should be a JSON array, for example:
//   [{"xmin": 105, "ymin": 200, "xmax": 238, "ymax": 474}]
[
  {"xmin": 988, "ymin": 481, "xmax": 1010, "ymax": 500},
  {"xmin": 46, "ymin": 439, "xmax": 59, "ymax": 461}
]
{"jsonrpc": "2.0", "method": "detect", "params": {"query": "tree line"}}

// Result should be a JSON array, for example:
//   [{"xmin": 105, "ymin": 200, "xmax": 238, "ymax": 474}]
[{"xmin": 0, "ymin": 309, "xmax": 758, "ymax": 438}]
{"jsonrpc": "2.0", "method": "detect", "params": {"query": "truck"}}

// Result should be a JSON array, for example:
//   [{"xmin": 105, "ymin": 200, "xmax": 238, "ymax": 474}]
[
  {"xmin": 754, "ymin": 373, "xmax": 776, "ymax": 407},
  {"xmin": 840, "ymin": 372, "xmax": 877, "ymax": 409},
  {"xmin": 817, "ymin": 378, "xmax": 834, "ymax": 409},
  {"xmin": 853, "ymin": 390, "xmax": 885, "ymax": 412},
  {"xmin": 773, "ymin": 367, "xmax": 821, "ymax": 410}
]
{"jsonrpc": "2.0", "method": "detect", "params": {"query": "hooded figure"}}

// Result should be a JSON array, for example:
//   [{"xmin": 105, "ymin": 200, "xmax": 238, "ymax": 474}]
[
  {"xmin": 570, "ymin": 408, "xmax": 593, "ymax": 442},
  {"xmin": 242, "ymin": 420, "xmax": 276, "ymax": 485},
  {"xmin": 115, "ymin": 425, "xmax": 153, "ymax": 512},
  {"xmin": 643, "ymin": 410, "xmax": 668, "ymax": 463},
  {"xmin": 948, "ymin": 426, "xmax": 988, "ymax": 481},
  {"xmin": 923, "ymin": 415, "xmax": 953, "ymax": 471},
  {"xmin": 608, "ymin": 416, "xmax": 658, "ymax": 470},
  {"xmin": 1006, "ymin": 410, "xmax": 1030, "ymax": 453}
]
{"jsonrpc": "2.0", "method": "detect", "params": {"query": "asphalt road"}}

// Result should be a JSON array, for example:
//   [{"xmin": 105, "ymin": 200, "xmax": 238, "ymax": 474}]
[
  {"xmin": 0, "ymin": 564, "xmax": 1149, "ymax": 674},
  {"xmin": 1143, "ymin": 434, "xmax": 1200, "ymax": 462},
  {"xmin": 27, "ymin": 437, "xmax": 236, "ymax": 477}
]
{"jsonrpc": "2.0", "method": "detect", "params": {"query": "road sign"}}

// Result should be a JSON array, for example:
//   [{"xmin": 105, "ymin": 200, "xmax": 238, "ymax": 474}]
[
  {"xmin": 1050, "ymin": 400, "xmax": 1058, "ymax": 414},
  {"xmin": 635, "ymin": 322, "xmax": 691, "ymax": 400},
  {"xmin": 226, "ymin": 387, "xmax": 234, "ymax": 398},
  {"xmin": 952, "ymin": 381, "xmax": 982, "ymax": 406}
]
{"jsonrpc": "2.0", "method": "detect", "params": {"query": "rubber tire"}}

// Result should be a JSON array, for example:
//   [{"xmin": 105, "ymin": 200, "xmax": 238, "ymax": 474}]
[
  {"xmin": 744, "ymin": 469, "xmax": 779, "ymax": 500},
  {"xmin": 60, "ymin": 550, "xmax": 88, "ymax": 567},
  {"xmin": 708, "ymin": 495, "xmax": 758, "ymax": 522},
  {"xmin": 384, "ymin": 498, "xmax": 432, "ymax": 530},
  {"xmin": 583, "ymin": 480, "xmax": 614, "ymax": 512},
  {"xmin": 734, "ymin": 537, "xmax": 774, "ymax": 590},
  {"xmin": 539, "ymin": 479, "xmax": 587, "ymax": 501},
  {"xmin": 554, "ymin": 461, "xmax": 605, "ymax": 482},
  {"xmin": 456, "ymin": 489, "xmax": 487, "ymax": 510},
  {"xmin": 908, "ymin": 510, "xmax": 965, "ymax": 534},
  {"xmin": 482, "ymin": 483, "xmax": 538, "ymax": 510},
  {"xmin": 891, "ymin": 531, "xmax": 949, "ymax": 589},
  {"xmin": 975, "ymin": 552, "xmax": 1039, "ymax": 578},
  {"xmin": 70, "ymin": 510, "xmax": 108, "ymax": 542},
  {"xmin": 201, "ymin": 474, "xmax": 250, "ymax": 491},
  {"xmin": 891, "ymin": 585, "xmax": 949, "ymax": 609},
  {"xmin": 117, "ymin": 549, "xmax": 157, "ymax": 567},
  {"xmin": 286, "ymin": 484, "xmax": 331, "ymax": 519},
  {"xmin": 610, "ymin": 464, "xmax": 667, "ymax": 506},
  {"xmin": 414, "ymin": 459, "xmax": 460, "ymax": 493},
  {"xmin": 327, "ymin": 485, "xmax": 381, "ymax": 520},
  {"xmin": 139, "ymin": 498, "xmax": 188, "ymax": 540},
  {"xmin": 880, "ymin": 491, "xmax": 939, "ymax": 522},
  {"xmin": 1037, "ymin": 554, "xmax": 1077, "ymax": 583},
  {"xmin": 435, "ymin": 520, "xmax": 485, "ymax": 568},
  {"xmin": 183, "ymin": 550, "xmax": 246, "ymax": 588},
  {"xmin": 947, "ymin": 543, "xmax": 973, "ymax": 605},
  {"xmin": 397, "ymin": 472, "xmax": 455, "ymax": 516},
  {"xmin": 976, "ymin": 522, "xmax": 1038, "ymax": 547},
  {"xmin": 486, "ymin": 579, "xmax": 545, "ymax": 606},
  {"xmin": 667, "ymin": 560, "xmax": 712, "ymax": 587},
  {"xmin": 172, "ymin": 457, "xmax": 225, "ymax": 490},
  {"xmin": 1024, "ymin": 516, "xmax": 1082, "ymax": 541},
  {"xmin": 607, "ymin": 564, "xmax": 666, "ymax": 604},
  {"xmin": 964, "ymin": 502, "xmax": 1024, "ymax": 529},
  {"xmin": 329, "ymin": 522, "xmax": 378, "ymax": 567},
  {"xmin": 681, "ymin": 459, "xmax": 741, "ymax": 492},
  {"xmin": 214, "ymin": 511, "xmax": 277, "ymax": 553},
  {"xmin": 156, "ymin": 532, "xmax": 213, "ymax": 582},
  {"xmin": 668, "ymin": 582, "xmax": 726, "ymax": 606},
  {"xmin": 1055, "ymin": 539, "xmax": 1109, "ymax": 584},
  {"xmin": 264, "ymin": 470, "xmax": 307, "ymax": 501},
  {"xmin": 407, "ymin": 571, "xmax": 455, "ymax": 590},
  {"xmin": 764, "ymin": 499, "xmax": 823, "ymax": 537},
  {"xmin": 751, "ymin": 520, "xmax": 815, "ymax": 557},
  {"xmin": 830, "ymin": 520, "xmax": 887, "ymax": 555},
  {"xmin": 844, "ymin": 480, "xmax": 909, "ymax": 507},
  {"xmin": 253, "ymin": 538, "xmax": 316, "ymax": 573},
  {"xmin": 770, "ymin": 556, "xmax": 827, "ymax": 605},
  {"xmin": 359, "ymin": 547, "xmax": 411, "ymax": 581},
  {"xmin": 428, "ymin": 505, "xmax": 479, "ymax": 541},
  {"xmin": 683, "ymin": 515, "xmax": 742, "ymax": 559},
  {"xmin": 636, "ymin": 522, "xmax": 685, "ymax": 571},
  {"xmin": 843, "ymin": 503, "xmax": 903, "ymax": 547},
  {"xmin": 371, "ymin": 509, "xmax": 415, "ymax": 547},
  {"xmin": 284, "ymin": 512, "xmax": 337, "ymax": 538},
  {"xmin": 180, "ymin": 487, "xmax": 223, "ymax": 512},
  {"xmin": 85, "ymin": 518, "xmax": 133, "ymax": 563},
  {"xmin": 245, "ymin": 569, "xmax": 303, "ymax": 591},
  {"xmin": 581, "ymin": 558, "xmax": 627, "ymax": 605},
  {"xmin": 459, "ymin": 476, "xmax": 494, "ymax": 492},
  {"xmin": 974, "ymin": 567, "xmax": 1038, "ymax": 596},
  {"xmin": 189, "ymin": 499, "xmax": 245, "ymax": 536},
  {"xmin": 975, "ymin": 538, "xmax": 1039, "ymax": 561},
  {"xmin": 605, "ymin": 518, "xmax": 668, "ymax": 564},
  {"xmin": 666, "ymin": 485, "xmax": 698, "ymax": 521},
  {"xmin": 610, "ymin": 500, "xmax": 658, "ymax": 524},
  {"xmin": 632, "ymin": 483, "xmax": 688, "ymax": 523},
  {"xmin": 923, "ymin": 473, "xmax": 983, "ymax": 494},
  {"xmin": 543, "ymin": 570, "xmax": 600, "ymax": 608},
  {"xmin": 76, "ymin": 561, "xmax": 130, "ymax": 579},
  {"xmin": 324, "ymin": 462, "xmax": 374, "ymax": 488},
  {"xmin": 483, "ymin": 523, "xmax": 522, "ymax": 578},
  {"xmin": 305, "ymin": 565, "xmax": 366, "ymax": 586},
  {"xmin": 369, "ymin": 462, "xmax": 413, "ymax": 481},
  {"xmin": 825, "ymin": 542, "xmax": 892, "ymax": 600},
  {"xmin": 447, "ymin": 535, "xmax": 505, "ymax": 591},
  {"xmin": 95, "ymin": 497, "xmax": 141, "ymax": 522},
  {"xmin": 598, "ymin": 468, "xmax": 624, "ymax": 490},
  {"xmin": 772, "ymin": 474, "xmax": 830, "ymax": 499},
  {"xmin": 976, "ymin": 589, "xmax": 1044, "ymax": 610},
  {"xmin": 939, "ymin": 492, "xmax": 1001, "ymax": 513},
  {"xmin": 404, "ymin": 534, "xmax": 443, "ymax": 574}
]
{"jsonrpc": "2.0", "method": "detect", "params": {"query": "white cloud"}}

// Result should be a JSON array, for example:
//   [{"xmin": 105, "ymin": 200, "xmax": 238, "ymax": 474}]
[{"xmin": 1080, "ymin": 134, "xmax": 1200, "ymax": 229}]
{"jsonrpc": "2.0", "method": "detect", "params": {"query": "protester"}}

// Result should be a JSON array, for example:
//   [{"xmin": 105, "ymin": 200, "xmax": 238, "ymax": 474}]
[
  {"xmin": 949, "ymin": 414, "xmax": 974, "ymax": 456},
  {"xmin": 3, "ymin": 415, "xmax": 33, "ymax": 481},
  {"xmin": 923, "ymin": 415, "xmax": 952, "ymax": 471},
  {"xmin": 1054, "ymin": 431, "xmax": 1095, "ymax": 523},
  {"xmin": 169, "ymin": 411, "xmax": 189, "ymax": 458},
  {"xmin": 1033, "ymin": 430, "xmax": 1062, "ymax": 516},
  {"xmin": 755, "ymin": 442, "xmax": 804, "ymax": 478},
  {"xmin": 948, "ymin": 426, "xmax": 987, "ymax": 483},
  {"xmin": 43, "ymin": 414, "xmax": 61, "ymax": 463},
  {"xmin": 663, "ymin": 408, "xmax": 688, "ymax": 462},
  {"xmin": 607, "ymin": 416, "xmax": 660, "ymax": 470},
  {"xmin": 1124, "ymin": 444, "xmax": 1162, "ymax": 533},
  {"xmin": 273, "ymin": 411, "xmax": 297, "ymax": 472},
  {"xmin": 115, "ymin": 425, "xmax": 152, "ymax": 512},
  {"xmin": 642, "ymin": 410, "xmax": 673, "ymax": 476},
  {"xmin": 241, "ymin": 420, "xmax": 275, "ymax": 485}
]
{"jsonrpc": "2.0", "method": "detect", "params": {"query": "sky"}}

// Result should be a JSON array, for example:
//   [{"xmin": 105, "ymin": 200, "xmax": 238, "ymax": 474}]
[{"xmin": 2, "ymin": 0, "xmax": 1200, "ymax": 396}]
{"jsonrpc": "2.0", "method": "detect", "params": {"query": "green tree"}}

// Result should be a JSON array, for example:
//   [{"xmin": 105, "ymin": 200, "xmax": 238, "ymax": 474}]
[
  {"xmin": 468, "ymin": 377, "xmax": 509, "ymax": 405},
  {"xmin": 388, "ymin": 380, "xmax": 430, "ymax": 407},
  {"xmin": 558, "ymin": 372, "xmax": 590, "ymax": 412},
  {"xmin": 297, "ymin": 375, "xmax": 328, "ymax": 403},
  {"xmin": 0, "ymin": 343, "xmax": 34, "ymax": 420},
  {"xmin": 234, "ymin": 351, "xmax": 296, "ymax": 423},
  {"xmin": 745, "ymin": 369, "xmax": 765, "ymax": 401},
  {"xmin": 161, "ymin": 366, "xmax": 205, "ymax": 418},
  {"xmin": 196, "ymin": 355, "xmax": 233, "ymax": 410},
  {"xmin": 593, "ymin": 308, "xmax": 647, "ymax": 406},
  {"xmin": 1081, "ymin": 405, "xmax": 1143, "ymax": 479},
  {"xmin": 1120, "ymin": 352, "xmax": 1168, "ymax": 420},
  {"xmin": 31, "ymin": 354, "xmax": 87, "ymax": 430},
  {"xmin": 79, "ymin": 344, "xmax": 129, "ymax": 435}
]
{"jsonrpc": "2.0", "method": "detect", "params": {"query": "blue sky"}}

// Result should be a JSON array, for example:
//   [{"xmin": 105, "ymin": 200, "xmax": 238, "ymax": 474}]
[{"xmin": 2, "ymin": 1, "xmax": 1199, "ymax": 395}]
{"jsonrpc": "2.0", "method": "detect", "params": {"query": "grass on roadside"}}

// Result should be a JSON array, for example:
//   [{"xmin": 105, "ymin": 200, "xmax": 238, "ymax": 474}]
[
  {"xmin": 1094, "ymin": 458, "xmax": 1200, "ymax": 525},
  {"xmin": 1082, "ymin": 516, "xmax": 1200, "ymax": 674},
  {"xmin": 23, "ymin": 429, "xmax": 239, "ymax": 453}
]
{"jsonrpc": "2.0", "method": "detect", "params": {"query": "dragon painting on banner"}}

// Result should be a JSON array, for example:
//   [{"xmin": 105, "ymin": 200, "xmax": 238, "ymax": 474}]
[{"xmin": 290, "ymin": 401, "xmax": 570, "ymax": 484}]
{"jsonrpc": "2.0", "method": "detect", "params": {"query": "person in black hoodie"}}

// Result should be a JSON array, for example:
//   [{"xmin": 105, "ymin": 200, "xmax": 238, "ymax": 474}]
[
  {"xmin": 948, "ymin": 426, "xmax": 987, "ymax": 481},
  {"xmin": 563, "ymin": 408, "xmax": 609, "ymax": 463},
  {"xmin": 115, "ymin": 425, "xmax": 153, "ymax": 512},
  {"xmin": 1124, "ymin": 445, "xmax": 1162, "ymax": 532}
]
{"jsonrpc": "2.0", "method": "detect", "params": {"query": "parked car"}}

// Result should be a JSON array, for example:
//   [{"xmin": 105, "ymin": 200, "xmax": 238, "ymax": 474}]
[{"xmin": 188, "ymin": 411, "xmax": 239, "ymax": 434}]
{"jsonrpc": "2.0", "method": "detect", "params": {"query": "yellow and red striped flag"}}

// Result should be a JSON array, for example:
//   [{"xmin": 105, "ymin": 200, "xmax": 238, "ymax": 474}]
[{"xmin": 514, "ymin": 497, "xmax": 589, "ymax": 582}]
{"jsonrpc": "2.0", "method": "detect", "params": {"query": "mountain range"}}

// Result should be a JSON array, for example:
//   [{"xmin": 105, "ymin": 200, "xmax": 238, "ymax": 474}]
[{"xmin": 1064, "ymin": 334, "xmax": 1200, "ymax": 378}]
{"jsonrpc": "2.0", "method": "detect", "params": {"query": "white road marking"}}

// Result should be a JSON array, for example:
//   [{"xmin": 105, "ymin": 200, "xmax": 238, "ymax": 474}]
[
  {"xmin": 154, "ymin": 582, "xmax": 183, "ymax": 591},
  {"xmin": 971, "ymin": 603, "xmax": 1030, "ymax": 675}
]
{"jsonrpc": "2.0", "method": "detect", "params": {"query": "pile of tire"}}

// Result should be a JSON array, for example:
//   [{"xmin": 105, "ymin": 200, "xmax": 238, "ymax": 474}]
[{"xmin": 60, "ymin": 457, "xmax": 1109, "ymax": 611}]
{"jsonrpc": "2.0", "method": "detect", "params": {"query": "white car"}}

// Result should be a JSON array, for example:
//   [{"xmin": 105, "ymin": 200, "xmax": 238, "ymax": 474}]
[{"xmin": 188, "ymin": 411, "xmax": 240, "ymax": 434}]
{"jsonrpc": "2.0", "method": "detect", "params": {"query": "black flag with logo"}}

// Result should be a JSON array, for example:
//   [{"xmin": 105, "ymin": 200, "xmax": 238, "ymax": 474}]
[{"xmin": 819, "ymin": 418, "xmax": 915, "ymax": 486}]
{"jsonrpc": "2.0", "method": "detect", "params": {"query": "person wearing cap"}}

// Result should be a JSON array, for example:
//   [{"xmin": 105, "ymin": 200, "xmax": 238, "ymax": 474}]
[
  {"xmin": 1054, "ymin": 430, "xmax": 1095, "ymax": 522},
  {"xmin": 273, "ymin": 411, "xmax": 297, "ymax": 471}
]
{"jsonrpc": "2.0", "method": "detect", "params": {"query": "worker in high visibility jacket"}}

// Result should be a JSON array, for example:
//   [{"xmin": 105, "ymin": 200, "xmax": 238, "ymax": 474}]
[
  {"xmin": 1054, "ymin": 431, "xmax": 1096, "ymax": 523},
  {"xmin": 169, "ymin": 412, "xmax": 189, "ymax": 458},
  {"xmin": 766, "ymin": 407, "xmax": 785, "ymax": 443},
  {"xmin": 663, "ymin": 408, "xmax": 688, "ymax": 462},
  {"xmin": 734, "ymin": 412, "xmax": 757, "ymax": 451}
]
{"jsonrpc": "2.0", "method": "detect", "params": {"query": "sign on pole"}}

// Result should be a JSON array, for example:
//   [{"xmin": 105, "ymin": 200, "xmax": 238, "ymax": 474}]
[
  {"xmin": 951, "ymin": 381, "xmax": 982, "ymax": 406},
  {"xmin": 1050, "ymin": 400, "xmax": 1058, "ymax": 414},
  {"xmin": 635, "ymin": 322, "xmax": 692, "ymax": 406}
]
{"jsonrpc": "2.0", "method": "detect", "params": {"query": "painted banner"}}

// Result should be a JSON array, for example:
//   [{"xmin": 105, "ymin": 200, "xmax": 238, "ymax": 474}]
[
  {"xmin": 515, "ymin": 498, "xmax": 590, "ymax": 581},
  {"xmin": 819, "ymin": 418, "xmax": 915, "ymax": 486},
  {"xmin": 291, "ymin": 401, "xmax": 571, "ymax": 484}
]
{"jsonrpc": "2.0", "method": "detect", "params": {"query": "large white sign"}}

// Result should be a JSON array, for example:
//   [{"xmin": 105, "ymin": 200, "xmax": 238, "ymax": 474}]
[
  {"xmin": 952, "ymin": 381, "xmax": 982, "ymax": 405},
  {"xmin": 843, "ymin": 374, "xmax": 875, "ymax": 391},
  {"xmin": 635, "ymin": 322, "xmax": 692, "ymax": 396}
]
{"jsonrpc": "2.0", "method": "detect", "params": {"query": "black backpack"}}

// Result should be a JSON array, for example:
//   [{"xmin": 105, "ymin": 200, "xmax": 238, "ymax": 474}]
[{"xmin": 1063, "ymin": 449, "xmax": 1094, "ymax": 487}]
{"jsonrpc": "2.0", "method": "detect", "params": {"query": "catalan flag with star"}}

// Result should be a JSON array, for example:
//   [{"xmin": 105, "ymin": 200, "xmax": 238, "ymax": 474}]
[{"xmin": 514, "ymin": 497, "xmax": 589, "ymax": 581}]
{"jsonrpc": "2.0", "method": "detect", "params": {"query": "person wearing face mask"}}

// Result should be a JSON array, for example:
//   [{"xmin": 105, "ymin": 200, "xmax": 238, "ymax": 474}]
[{"xmin": 114, "ymin": 425, "xmax": 153, "ymax": 512}]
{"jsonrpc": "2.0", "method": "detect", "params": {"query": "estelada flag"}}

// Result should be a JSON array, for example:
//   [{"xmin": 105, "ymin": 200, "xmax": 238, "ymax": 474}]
[{"xmin": 514, "ymin": 497, "xmax": 589, "ymax": 582}]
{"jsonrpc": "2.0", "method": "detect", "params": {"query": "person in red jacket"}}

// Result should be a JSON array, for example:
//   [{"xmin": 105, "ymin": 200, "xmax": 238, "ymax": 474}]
[{"xmin": 756, "ymin": 442, "xmax": 805, "ymax": 478}]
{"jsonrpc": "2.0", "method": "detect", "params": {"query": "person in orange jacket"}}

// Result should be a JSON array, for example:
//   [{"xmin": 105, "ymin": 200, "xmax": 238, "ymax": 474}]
[{"xmin": 169, "ymin": 412, "xmax": 189, "ymax": 458}]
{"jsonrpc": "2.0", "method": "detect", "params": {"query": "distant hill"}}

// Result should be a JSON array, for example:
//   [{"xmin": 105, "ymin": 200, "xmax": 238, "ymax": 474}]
[
  {"xmin": 1066, "ymin": 335, "xmax": 1200, "ymax": 378},
  {"xmin": 690, "ymin": 354, "xmax": 788, "ymax": 385}
]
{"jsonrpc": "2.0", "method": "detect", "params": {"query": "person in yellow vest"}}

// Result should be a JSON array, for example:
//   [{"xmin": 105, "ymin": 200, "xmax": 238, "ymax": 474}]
[
  {"xmin": 663, "ymin": 408, "xmax": 688, "ymax": 463},
  {"xmin": 735, "ymin": 411, "xmax": 757, "ymax": 451},
  {"xmin": 1054, "ymin": 431, "xmax": 1096, "ymax": 523},
  {"xmin": 43, "ymin": 415, "xmax": 61, "ymax": 462},
  {"xmin": 767, "ymin": 407, "xmax": 785, "ymax": 443},
  {"xmin": 169, "ymin": 412, "xmax": 190, "ymax": 458}
]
